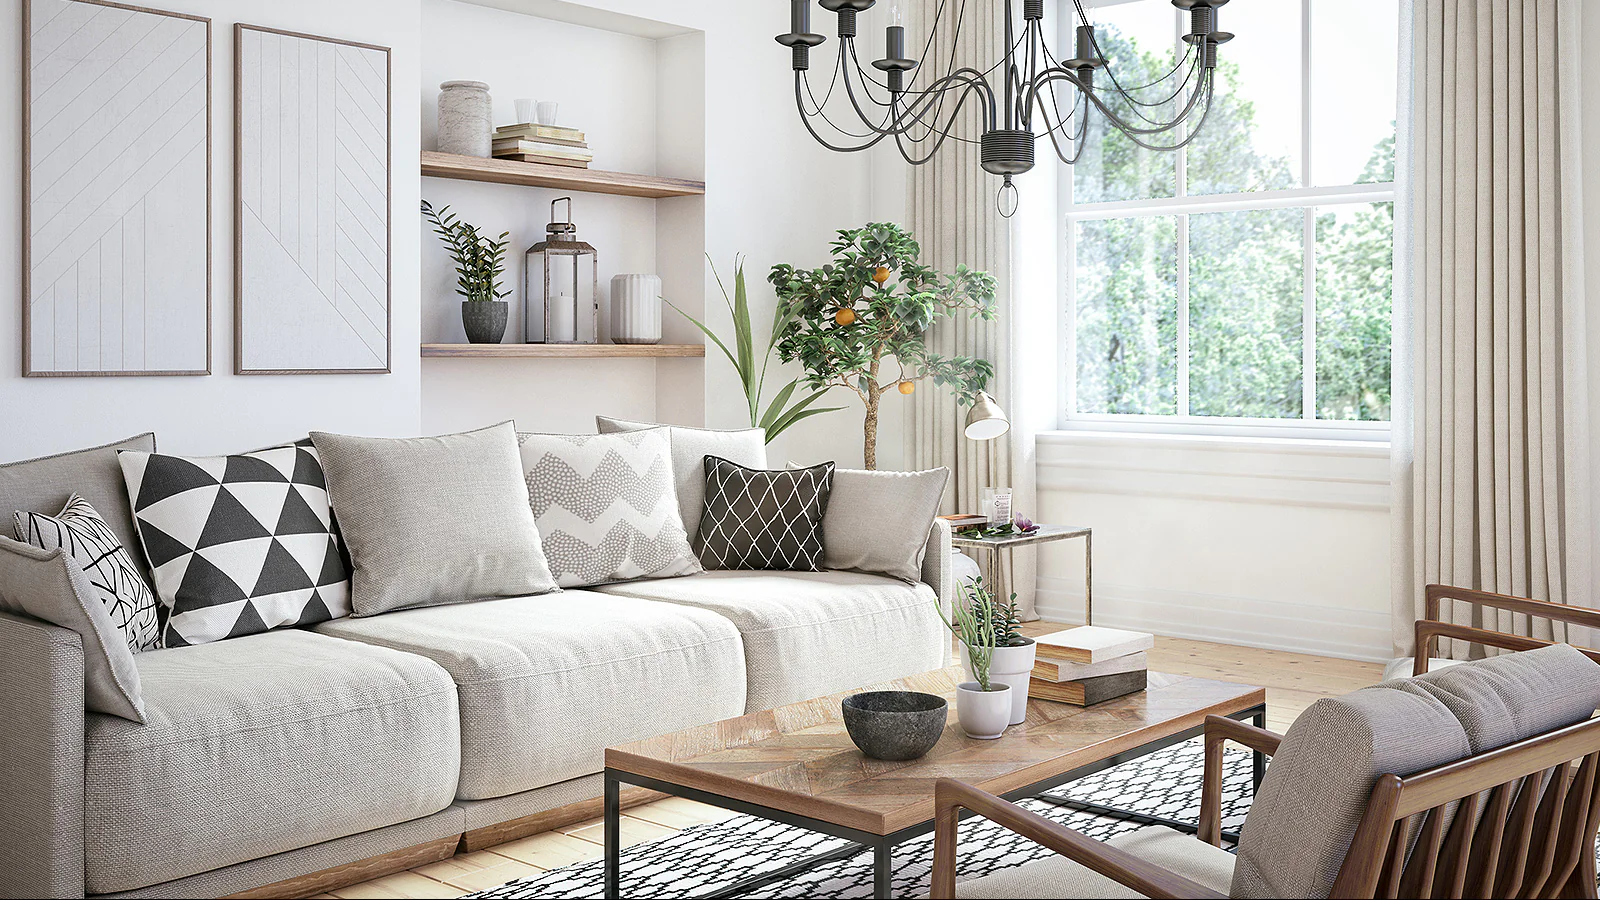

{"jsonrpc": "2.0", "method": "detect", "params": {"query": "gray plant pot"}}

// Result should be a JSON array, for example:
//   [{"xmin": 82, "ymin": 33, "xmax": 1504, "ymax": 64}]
[{"xmin": 462, "ymin": 301, "xmax": 508, "ymax": 344}]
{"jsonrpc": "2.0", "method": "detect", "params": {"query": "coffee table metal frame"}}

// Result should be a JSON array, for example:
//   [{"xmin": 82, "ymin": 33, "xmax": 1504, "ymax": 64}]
[{"xmin": 604, "ymin": 702, "xmax": 1267, "ymax": 899}]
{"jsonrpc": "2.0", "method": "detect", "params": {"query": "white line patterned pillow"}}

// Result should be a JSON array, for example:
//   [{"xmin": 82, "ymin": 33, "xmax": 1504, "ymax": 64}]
[
  {"xmin": 518, "ymin": 431, "xmax": 702, "ymax": 587},
  {"xmin": 14, "ymin": 494, "xmax": 163, "ymax": 652},
  {"xmin": 696, "ymin": 457, "xmax": 835, "ymax": 571}
]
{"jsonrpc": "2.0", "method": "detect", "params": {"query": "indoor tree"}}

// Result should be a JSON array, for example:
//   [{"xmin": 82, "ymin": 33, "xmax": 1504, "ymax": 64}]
[{"xmin": 769, "ymin": 223, "xmax": 996, "ymax": 469}]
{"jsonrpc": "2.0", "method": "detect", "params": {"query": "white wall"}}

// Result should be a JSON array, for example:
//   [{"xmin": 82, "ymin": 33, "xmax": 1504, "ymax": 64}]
[{"xmin": 0, "ymin": 0, "xmax": 424, "ymax": 458}]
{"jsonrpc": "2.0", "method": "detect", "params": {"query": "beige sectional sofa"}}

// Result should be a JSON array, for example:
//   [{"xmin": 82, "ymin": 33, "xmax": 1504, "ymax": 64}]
[{"xmin": 0, "ymin": 515, "xmax": 951, "ymax": 899}]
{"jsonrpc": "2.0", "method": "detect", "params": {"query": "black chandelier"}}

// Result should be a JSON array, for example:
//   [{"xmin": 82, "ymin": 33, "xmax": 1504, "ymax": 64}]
[{"xmin": 776, "ymin": 0, "xmax": 1235, "ymax": 214}]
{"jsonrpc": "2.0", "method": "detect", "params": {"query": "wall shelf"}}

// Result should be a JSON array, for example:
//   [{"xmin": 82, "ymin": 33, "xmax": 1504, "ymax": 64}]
[
  {"xmin": 422, "ymin": 343, "xmax": 705, "ymax": 359},
  {"xmin": 420, "ymin": 151, "xmax": 704, "ymax": 199}
]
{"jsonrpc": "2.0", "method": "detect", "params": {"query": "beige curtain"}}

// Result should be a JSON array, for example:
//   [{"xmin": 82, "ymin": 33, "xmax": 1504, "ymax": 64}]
[
  {"xmin": 1392, "ymin": 0, "xmax": 1591, "ymax": 657},
  {"xmin": 904, "ymin": 0, "xmax": 1032, "ymax": 617}
]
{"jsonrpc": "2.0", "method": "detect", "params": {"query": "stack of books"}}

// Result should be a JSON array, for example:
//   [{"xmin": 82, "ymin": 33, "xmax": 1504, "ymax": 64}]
[
  {"xmin": 491, "ymin": 123, "xmax": 594, "ymax": 169},
  {"xmin": 1029, "ymin": 626, "xmax": 1154, "ymax": 706}
]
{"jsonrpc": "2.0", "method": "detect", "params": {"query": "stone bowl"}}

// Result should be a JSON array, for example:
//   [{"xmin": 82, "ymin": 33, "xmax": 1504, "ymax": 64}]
[{"xmin": 842, "ymin": 691, "xmax": 949, "ymax": 761}]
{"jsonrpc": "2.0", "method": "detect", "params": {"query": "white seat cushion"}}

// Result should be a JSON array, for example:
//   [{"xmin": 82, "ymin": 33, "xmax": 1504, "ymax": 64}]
[
  {"xmin": 595, "ymin": 570, "xmax": 946, "ymax": 711},
  {"xmin": 1382, "ymin": 656, "xmax": 1467, "ymax": 680},
  {"xmin": 84, "ymin": 630, "xmax": 460, "ymax": 894},
  {"xmin": 955, "ymin": 826, "xmax": 1236, "ymax": 898},
  {"xmin": 317, "ymin": 590, "xmax": 747, "ymax": 799}
]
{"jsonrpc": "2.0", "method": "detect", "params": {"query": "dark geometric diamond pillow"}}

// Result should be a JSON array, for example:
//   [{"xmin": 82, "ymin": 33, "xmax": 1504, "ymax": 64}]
[
  {"xmin": 116, "ymin": 444, "xmax": 351, "ymax": 647},
  {"xmin": 13, "ymin": 494, "xmax": 163, "ymax": 652},
  {"xmin": 695, "ymin": 456, "xmax": 834, "ymax": 571}
]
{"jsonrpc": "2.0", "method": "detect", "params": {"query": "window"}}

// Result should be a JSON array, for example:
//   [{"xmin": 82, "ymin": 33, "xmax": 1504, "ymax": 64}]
[{"xmin": 1063, "ymin": 0, "xmax": 1397, "ymax": 433}]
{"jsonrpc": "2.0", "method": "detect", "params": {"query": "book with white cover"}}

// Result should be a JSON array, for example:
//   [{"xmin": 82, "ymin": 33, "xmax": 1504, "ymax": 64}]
[
  {"xmin": 1032, "ymin": 650, "xmax": 1148, "ymax": 682},
  {"xmin": 1034, "ymin": 626, "xmax": 1155, "ymax": 664}
]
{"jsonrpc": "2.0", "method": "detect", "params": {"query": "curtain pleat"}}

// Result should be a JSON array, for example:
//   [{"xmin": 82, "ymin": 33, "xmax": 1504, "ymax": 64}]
[
  {"xmin": 904, "ymin": 0, "xmax": 1027, "ymax": 616},
  {"xmin": 1393, "ymin": 0, "xmax": 1589, "ymax": 656}
]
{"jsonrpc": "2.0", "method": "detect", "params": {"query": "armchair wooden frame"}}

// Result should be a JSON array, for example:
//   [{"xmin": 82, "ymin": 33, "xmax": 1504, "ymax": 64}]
[{"xmin": 930, "ymin": 584, "xmax": 1600, "ymax": 900}]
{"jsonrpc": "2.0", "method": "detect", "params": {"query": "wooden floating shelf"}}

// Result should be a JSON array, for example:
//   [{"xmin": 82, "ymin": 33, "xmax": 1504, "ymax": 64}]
[
  {"xmin": 420, "ymin": 151, "xmax": 705, "ymax": 199},
  {"xmin": 422, "ymin": 343, "xmax": 706, "ymax": 359}
]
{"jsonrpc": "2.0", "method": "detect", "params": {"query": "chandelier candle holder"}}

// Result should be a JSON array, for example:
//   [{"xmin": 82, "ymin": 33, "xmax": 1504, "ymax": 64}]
[
  {"xmin": 525, "ymin": 197, "xmax": 598, "ymax": 344},
  {"xmin": 777, "ymin": 0, "xmax": 1235, "ymax": 215}
]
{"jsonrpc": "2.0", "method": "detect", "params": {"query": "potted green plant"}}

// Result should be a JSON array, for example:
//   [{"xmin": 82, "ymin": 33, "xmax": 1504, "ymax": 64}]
[
  {"xmin": 669, "ymin": 257, "xmax": 844, "ymax": 444},
  {"xmin": 769, "ymin": 223, "xmax": 997, "ymax": 469},
  {"xmin": 935, "ymin": 579, "xmax": 1013, "ymax": 739},
  {"xmin": 422, "ymin": 200, "xmax": 512, "ymax": 344},
  {"xmin": 966, "ymin": 582, "xmax": 1035, "ymax": 725}
]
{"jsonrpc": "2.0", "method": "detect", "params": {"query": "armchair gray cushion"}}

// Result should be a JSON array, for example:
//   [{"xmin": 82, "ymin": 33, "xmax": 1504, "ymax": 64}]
[
  {"xmin": 1401, "ymin": 642, "xmax": 1600, "ymax": 753},
  {"xmin": 957, "ymin": 825, "xmax": 1236, "ymax": 899},
  {"xmin": 0, "ymin": 433, "xmax": 155, "ymax": 576}
]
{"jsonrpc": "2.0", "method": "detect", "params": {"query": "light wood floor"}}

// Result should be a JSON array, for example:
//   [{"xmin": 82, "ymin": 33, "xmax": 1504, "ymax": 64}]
[{"xmin": 319, "ymin": 633, "xmax": 1384, "ymax": 899}]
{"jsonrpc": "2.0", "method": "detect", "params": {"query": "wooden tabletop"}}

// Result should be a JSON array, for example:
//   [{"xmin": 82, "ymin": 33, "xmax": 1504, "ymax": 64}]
[
  {"xmin": 606, "ymin": 666, "xmax": 1264, "ymax": 836},
  {"xmin": 950, "ymin": 524, "xmax": 1092, "ymax": 548}
]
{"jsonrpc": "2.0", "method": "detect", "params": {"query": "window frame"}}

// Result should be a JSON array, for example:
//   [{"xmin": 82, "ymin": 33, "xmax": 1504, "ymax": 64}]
[{"xmin": 1059, "ymin": 0, "xmax": 1396, "ymax": 440}]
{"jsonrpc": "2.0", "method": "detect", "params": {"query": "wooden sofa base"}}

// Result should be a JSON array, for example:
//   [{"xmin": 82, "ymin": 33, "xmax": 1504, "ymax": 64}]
[{"xmin": 216, "ymin": 787, "xmax": 664, "ymax": 898}]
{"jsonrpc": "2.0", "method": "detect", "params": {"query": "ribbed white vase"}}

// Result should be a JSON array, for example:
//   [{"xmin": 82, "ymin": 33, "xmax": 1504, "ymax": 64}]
[{"xmin": 611, "ymin": 274, "xmax": 662, "ymax": 344}]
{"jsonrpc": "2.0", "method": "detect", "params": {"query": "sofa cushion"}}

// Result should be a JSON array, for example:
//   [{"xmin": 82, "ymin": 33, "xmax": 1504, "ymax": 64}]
[
  {"xmin": 596, "ymin": 417, "xmax": 767, "ymax": 544},
  {"xmin": 596, "ymin": 570, "xmax": 946, "ymax": 711},
  {"xmin": 0, "ymin": 433, "xmax": 154, "ymax": 575},
  {"xmin": 1402, "ymin": 643, "xmax": 1600, "ymax": 753},
  {"xmin": 316, "ymin": 591, "xmax": 747, "ymax": 799},
  {"xmin": 1230, "ymin": 682, "xmax": 1470, "ymax": 899},
  {"xmin": 1381, "ymin": 655, "xmax": 1467, "ymax": 680},
  {"xmin": 83, "ymin": 629, "xmax": 460, "ymax": 894}
]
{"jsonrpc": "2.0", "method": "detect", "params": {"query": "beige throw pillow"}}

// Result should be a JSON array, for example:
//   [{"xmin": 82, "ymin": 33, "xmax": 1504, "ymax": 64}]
[
  {"xmin": 312, "ymin": 422, "xmax": 559, "ymax": 615},
  {"xmin": 821, "ymin": 467, "xmax": 950, "ymax": 582}
]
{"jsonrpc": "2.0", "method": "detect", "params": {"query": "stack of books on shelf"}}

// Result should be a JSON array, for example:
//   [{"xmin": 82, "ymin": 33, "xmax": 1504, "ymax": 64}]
[
  {"xmin": 1029, "ymin": 626, "xmax": 1154, "ymax": 706},
  {"xmin": 491, "ymin": 123, "xmax": 593, "ymax": 169}
]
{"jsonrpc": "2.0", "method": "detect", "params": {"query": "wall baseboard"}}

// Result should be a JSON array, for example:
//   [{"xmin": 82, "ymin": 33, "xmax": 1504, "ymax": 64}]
[{"xmin": 1036, "ymin": 575, "xmax": 1392, "ymax": 663}]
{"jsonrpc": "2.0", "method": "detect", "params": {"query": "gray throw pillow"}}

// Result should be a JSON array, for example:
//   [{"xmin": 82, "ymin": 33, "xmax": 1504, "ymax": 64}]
[
  {"xmin": 0, "ymin": 537, "xmax": 145, "ymax": 722},
  {"xmin": 312, "ymin": 422, "xmax": 559, "ymax": 616},
  {"xmin": 596, "ymin": 417, "xmax": 767, "ymax": 543},
  {"xmin": 0, "ymin": 433, "xmax": 155, "ymax": 576},
  {"xmin": 696, "ymin": 457, "xmax": 834, "ymax": 571},
  {"xmin": 517, "ymin": 430, "xmax": 701, "ymax": 587},
  {"xmin": 821, "ymin": 467, "xmax": 950, "ymax": 582}
]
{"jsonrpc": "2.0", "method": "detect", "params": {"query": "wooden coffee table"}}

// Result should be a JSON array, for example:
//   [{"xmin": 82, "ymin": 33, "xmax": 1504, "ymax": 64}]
[{"xmin": 603, "ymin": 666, "xmax": 1266, "ymax": 899}]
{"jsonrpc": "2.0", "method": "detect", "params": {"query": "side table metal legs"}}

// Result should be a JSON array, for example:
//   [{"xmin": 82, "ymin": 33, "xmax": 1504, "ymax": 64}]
[
  {"xmin": 968, "ymin": 533, "xmax": 1094, "ymax": 625},
  {"xmin": 1084, "ymin": 531, "xmax": 1093, "ymax": 625},
  {"xmin": 604, "ymin": 771, "xmax": 620, "ymax": 899}
]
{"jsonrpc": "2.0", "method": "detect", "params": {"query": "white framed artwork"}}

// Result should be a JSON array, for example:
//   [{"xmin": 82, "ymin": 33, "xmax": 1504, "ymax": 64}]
[
  {"xmin": 235, "ymin": 24, "xmax": 391, "ymax": 375},
  {"xmin": 24, "ymin": 0, "xmax": 212, "ymax": 377}
]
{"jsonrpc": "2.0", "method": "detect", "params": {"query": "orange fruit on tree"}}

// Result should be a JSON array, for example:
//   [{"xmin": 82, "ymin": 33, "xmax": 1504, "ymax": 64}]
[
  {"xmin": 873, "ymin": 266, "xmax": 892, "ymax": 285},
  {"xmin": 898, "ymin": 380, "xmax": 915, "ymax": 395},
  {"xmin": 834, "ymin": 307, "xmax": 856, "ymax": 326}
]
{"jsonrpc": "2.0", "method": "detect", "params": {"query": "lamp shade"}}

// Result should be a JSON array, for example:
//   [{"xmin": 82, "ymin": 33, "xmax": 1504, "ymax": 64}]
[{"xmin": 964, "ymin": 391, "xmax": 1010, "ymax": 441}]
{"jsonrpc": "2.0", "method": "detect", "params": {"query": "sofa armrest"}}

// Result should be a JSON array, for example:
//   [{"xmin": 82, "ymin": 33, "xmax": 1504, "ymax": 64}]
[
  {"xmin": 921, "ymin": 518, "xmax": 956, "ymax": 666},
  {"xmin": 0, "ymin": 610, "xmax": 87, "ymax": 898}
]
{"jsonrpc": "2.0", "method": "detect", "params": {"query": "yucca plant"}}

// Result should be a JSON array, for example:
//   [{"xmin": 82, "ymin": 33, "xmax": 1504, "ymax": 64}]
[
  {"xmin": 935, "ymin": 579, "xmax": 1002, "ymax": 690},
  {"xmin": 669, "ymin": 256, "xmax": 843, "ymax": 444},
  {"xmin": 421, "ymin": 200, "xmax": 511, "ymax": 303}
]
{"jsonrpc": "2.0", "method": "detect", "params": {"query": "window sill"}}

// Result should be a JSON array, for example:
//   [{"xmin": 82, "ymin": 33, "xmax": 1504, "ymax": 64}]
[{"xmin": 1037, "ymin": 427, "xmax": 1391, "ymax": 459}]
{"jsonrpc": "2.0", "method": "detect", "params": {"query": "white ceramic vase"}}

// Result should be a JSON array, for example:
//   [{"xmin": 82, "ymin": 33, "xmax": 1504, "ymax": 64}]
[
  {"xmin": 956, "ymin": 681, "xmax": 1012, "ymax": 740},
  {"xmin": 960, "ymin": 639, "xmax": 1036, "ymax": 725},
  {"xmin": 438, "ymin": 80, "xmax": 492, "ymax": 158},
  {"xmin": 611, "ymin": 274, "xmax": 662, "ymax": 344}
]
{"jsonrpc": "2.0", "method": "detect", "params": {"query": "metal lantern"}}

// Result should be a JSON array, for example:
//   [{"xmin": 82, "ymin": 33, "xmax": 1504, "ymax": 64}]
[{"xmin": 524, "ymin": 197, "xmax": 598, "ymax": 344}]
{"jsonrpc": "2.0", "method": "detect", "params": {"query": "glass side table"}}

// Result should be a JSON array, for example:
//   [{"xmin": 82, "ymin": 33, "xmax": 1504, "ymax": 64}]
[{"xmin": 950, "ymin": 524, "xmax": 1093, "ymax": 625}]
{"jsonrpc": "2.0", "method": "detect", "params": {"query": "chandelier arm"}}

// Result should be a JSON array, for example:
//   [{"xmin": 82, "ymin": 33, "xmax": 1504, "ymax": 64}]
[
  {"xmin": 890, "ymin": 77, "xmax": 996, "ymax": 165},
  {"xmin": 1081, "ymin": 73, "xmax": 1218, "ymax": 151},
  {"xmin": 1070, "ymin": 63, "xmax": 1212, "ymax": 137},
  {"xmin": 797, "ymin": 44, "xmax": 848, "ymax": 118},
  {"xmin": 890, "ymin": 66, "xmax": 1001, "ymax": 135},
  {"xmin": 1070, "ymin": 53, "xmax": 1204, "ymax": 130},
  {"xmin": 803, "ymin": 66, "xmax": 898, "ymax": 140},
  {"xmin": 1037, "ymin": 92, "xmax": 1089, "ymax": 166},
  {"xmin": 793, "ymin": 74, "xmax": 893, "ymax": 152}
]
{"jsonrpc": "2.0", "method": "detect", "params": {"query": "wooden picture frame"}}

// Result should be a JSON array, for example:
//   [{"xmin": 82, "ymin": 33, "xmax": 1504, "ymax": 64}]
[
  {"xmin": 23, "ymin": 0, "xmax": 213, "ymax": 377},
  {"xmin": 234, "ymin": 23, "xmax": 392, "ymax": 375}
]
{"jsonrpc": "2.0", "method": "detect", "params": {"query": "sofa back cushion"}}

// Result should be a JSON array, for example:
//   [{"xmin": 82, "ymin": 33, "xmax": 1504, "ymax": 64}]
[
  {"xmin": 0, "ymin": 433, "xmax": 154, "ymax": 575},
  {"xmin": 820, "ymin": 467, "xmax": 949, "ymax": 582},
  {"xmin": 1402, "ymin": 642, "xmax": 1600, "ymax": 753},
  {"xmin": 312, "ymin": 422, "xmax": 559, "ymax": 615},
  {"xmin": 517, "ymin": 430, "xmax": 701, "ymax": 586},
  {"xmin": 596, "ymin": 417, "xmax": 766, "ymax": 544}
]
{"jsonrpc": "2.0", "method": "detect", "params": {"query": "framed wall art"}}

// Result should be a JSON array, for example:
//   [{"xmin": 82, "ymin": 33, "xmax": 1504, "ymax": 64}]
[
  {"xmin": 24, "ymin": 0, "xmax": 212, "ymax": 376},
  {"xmin": 235, "ymin": 24, "xmax": 391, "ymax": 375}
]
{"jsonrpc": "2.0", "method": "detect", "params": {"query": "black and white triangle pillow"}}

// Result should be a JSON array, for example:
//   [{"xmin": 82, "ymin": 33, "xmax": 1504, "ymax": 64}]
[
  {"xmin": 117, "ymin": 444, "xmax": 352, "ymax": 647},
  {"xmin": 13, "ymin": 494, "xmax": 164, "ymax": 653}
]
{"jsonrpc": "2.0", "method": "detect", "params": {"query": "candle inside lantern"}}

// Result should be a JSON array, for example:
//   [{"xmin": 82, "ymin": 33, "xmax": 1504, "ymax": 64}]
[{"xmin": 549, "ymin": 292, "xmax": 577, "ymax": 342}]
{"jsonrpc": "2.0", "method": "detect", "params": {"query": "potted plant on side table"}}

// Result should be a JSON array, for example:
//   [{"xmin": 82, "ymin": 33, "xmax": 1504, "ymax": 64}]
[
  {"xmin": 422, "ymin": 200, "xmax": 513, "ymax": 344},
  {"xmin": 936, "ymin": 580, "xmax": 1013, "ymax": 739},
  {"xmin": 975, "ymin": 582, "xmax": 1035, "ymax": 725}
]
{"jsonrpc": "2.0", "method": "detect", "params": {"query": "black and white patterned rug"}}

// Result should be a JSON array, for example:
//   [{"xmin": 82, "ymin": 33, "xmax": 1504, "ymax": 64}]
[{"xmin": 465, "ymin": 738, "xmax": 1257, "ymax": 899}]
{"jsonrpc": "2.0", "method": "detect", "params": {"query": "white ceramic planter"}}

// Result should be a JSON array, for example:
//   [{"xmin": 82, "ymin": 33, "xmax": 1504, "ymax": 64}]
[
  {"xmin": 610, "ymin": 274, "xmax": 662, "ymax": 344},
  {"xmin": 956, "ymin": 681, "xmax": 1012, "ymax": 740},
  {"xmin": 960, "ymin": 639, "xmax": 1037, "ymax": 725}
]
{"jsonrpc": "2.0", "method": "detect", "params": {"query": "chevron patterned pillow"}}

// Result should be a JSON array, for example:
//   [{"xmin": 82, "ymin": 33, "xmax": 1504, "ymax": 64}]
[{"xmin": 517, "ymin": 431, "xmax": 702, "ymax": 587}]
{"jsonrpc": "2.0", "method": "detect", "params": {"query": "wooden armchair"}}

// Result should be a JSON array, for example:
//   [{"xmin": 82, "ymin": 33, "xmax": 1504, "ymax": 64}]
[
  {"xmin": 1412, "ymin": 583, "xmax": 1600, "ymax": 675},
  {"xmin": 930, "ymin": 586, "xmax": 1600, "ymax": 900}
]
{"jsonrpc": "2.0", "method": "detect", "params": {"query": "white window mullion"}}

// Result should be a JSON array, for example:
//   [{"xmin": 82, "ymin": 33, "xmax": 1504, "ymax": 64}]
[
  {"xmin": 1177, "ymin": 213, "xmax": 1190, "ymax": 416},
  {"xmin": 1303, "ymin": 207, "xmax": 1316, "ymax": 420}
]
